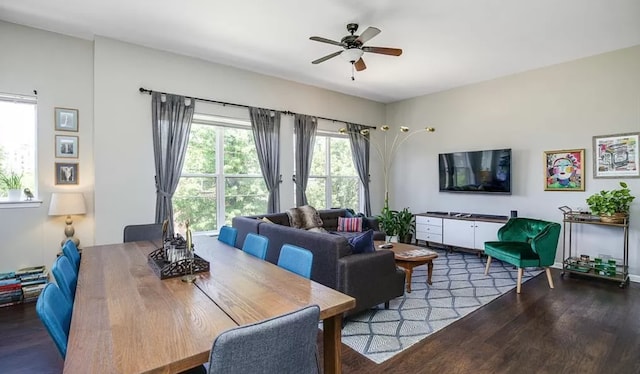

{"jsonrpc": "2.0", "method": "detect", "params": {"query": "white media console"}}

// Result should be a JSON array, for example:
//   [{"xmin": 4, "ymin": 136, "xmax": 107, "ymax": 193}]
[{"xmin": 415, "ymin": 212, "xmax": 509, "ymax": 252}]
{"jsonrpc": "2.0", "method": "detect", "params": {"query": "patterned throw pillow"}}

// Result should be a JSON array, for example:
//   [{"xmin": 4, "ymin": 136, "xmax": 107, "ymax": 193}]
[
  {"xmin": 337, "ymin": 217, "xmax": 363, "ymax": 232},
  {"xmin": 286, "ymin": 205, "xmax": 324, "ymax": 229},
  {"xmin": 348, "ymin": 229, "xmax": 374, "ymax": 254}
]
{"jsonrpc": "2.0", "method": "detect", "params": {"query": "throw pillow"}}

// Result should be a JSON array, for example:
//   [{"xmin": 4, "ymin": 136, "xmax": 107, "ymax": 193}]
[
  {"xmin": 337, "ymin": 217, "xmax": 363, "ymax": 232},
  {"xmin": 260, "ymin": 216, "xmax": 274, "ymax": 224},
  {"xmin": 347, "ymin": 229, "xmax": 374, "ymax": 254},
  {"xmin": 286, "ymin": 205, "xmax": 324, "ymax": 229}
]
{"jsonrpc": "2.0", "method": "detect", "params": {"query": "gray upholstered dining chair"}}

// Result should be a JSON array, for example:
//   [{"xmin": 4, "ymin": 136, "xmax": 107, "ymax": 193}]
[
  {"xmin": 123, "ymin": 223, "xmax": 163, "ymax": 243},
  {"xmin": 207, "ymin": 305, "xmax": 320, "ymax": 374}
]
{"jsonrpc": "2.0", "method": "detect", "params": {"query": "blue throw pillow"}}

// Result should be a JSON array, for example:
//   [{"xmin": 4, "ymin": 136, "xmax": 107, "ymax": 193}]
[{"xmin": 348, "ymin": 229, "xmax": 374, "ymax": 254}]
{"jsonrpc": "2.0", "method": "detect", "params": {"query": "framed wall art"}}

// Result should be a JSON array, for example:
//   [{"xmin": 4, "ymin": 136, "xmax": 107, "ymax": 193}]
[
  {"xmin": 55, "ymin": 162, "xmax": 79, "ymax": 185},
  {"xmin": 592, "ymin": 132, "xmax": 639, "ymax": 178},
  {"xmin": 55, "ymin": 135, "xmax": 78, "ymax": 158},
  {"xmin": 54, "ymin": 107, "xmax": 79, "ymax": 132},
  {"xmin": 544, "ymin": 149, "xmax": 585, "ymax": 191}
]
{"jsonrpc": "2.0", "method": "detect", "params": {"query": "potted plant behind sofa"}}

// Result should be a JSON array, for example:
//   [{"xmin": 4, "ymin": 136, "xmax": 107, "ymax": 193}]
[
  {"xmin": 377, "ymin": 205, "xmax": 399, "ymax": 243},
  {"xmin": 586, "ymin": 181, "xmax": 635, "ymax": 224},
  {"xmin": 396, "ymin": 207, "xmax": 415, "ymax": 244}
]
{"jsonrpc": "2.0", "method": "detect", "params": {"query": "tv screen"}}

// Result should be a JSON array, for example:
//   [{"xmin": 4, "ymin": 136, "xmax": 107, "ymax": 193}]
[{"xmin": 439, "ymin": 148, "xmax": 511, "ymax": 194}]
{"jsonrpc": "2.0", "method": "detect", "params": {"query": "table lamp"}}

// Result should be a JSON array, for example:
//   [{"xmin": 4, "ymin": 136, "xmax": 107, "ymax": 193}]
[{"xmin": 49, "ymin": 192, "xmax": 86, "ymax": 247}]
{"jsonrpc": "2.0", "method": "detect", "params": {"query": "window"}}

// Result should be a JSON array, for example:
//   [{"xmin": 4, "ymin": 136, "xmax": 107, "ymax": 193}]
[
  {"xmin": 306, "ymin": 133, "xmax": 361, "ymax": 210},
  {"xmin": 0, "ymin": 93, "xmax": 37, "ymax": 200},
  {"xmin": 173, "ymin": 115, "xmax": 267, "ymax": 233}
]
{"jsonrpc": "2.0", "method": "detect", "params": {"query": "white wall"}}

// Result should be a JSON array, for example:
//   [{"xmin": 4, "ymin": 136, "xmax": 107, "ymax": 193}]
[
  {"xmin": 0, "ymin": 21, "xmax": 94, "ymax": 272},
  {"xmin": 386, "ymin": 45, "xmax": 640, "ymax": 275}
]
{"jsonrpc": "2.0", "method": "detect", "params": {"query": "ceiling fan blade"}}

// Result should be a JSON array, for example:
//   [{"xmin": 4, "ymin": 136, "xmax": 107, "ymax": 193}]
[
  {"xmin": 356, "ymin": 27, "xmax": 381, "ymax": 44},
  {"xmin": 309, "ymin": 36, "xmax": 343, "ymax": 47},
  {"xmin": 362, "ymin": 46, "xmax": 403, "ymax": 56},
  {"xmin": 354, "ymin": 58, "xmax": 366, "ymax": 71},
  {"xmin": 311, "ymin": 50, "xmax": 343, "ymax": 64}
]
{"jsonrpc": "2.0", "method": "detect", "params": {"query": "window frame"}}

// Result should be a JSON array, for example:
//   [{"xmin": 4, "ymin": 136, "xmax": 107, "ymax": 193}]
[
  {"xmin": 307, "ymin": 131, "xmax": 362, "ymax": 210},
  {"xmin": 0, "ymin": 93, "xmax": 41, "ymax": 208}
]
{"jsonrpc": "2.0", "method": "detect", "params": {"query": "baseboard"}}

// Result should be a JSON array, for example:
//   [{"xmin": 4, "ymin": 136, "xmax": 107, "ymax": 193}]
[{"xmin": 552, "ymin": 262, "xmax": 637, "ymax": 283}]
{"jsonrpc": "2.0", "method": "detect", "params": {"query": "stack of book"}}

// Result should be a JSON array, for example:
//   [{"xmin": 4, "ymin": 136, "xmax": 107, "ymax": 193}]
[
  {"xmin": 0, "ymin": 273, "xmax": 24, "ymax": 307},
  {"xmin": 16, "ymin": 266, "xmax": 48, "ymax": 303}
]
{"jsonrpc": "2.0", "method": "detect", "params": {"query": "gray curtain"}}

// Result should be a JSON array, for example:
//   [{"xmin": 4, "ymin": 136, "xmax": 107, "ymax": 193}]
[
  {"xmin": 249, "ymin": 107, "xmax": 281, "ymax": 213},
  {"xmin": 293, "ymin": 114, "xmax": 317, "ymax": 206},
  {"xmin": 151, "ymin": 92, "xmax": 194, "ymax": 235},
  {"xmin": 347, "ymin": 123, "xmax": 371, "ymax": 216}
]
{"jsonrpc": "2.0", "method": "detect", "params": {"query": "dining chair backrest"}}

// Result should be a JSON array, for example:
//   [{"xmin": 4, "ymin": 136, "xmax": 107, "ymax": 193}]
[
  {"xmin": 36, "ymin": 283, "xmax": 73, "ymax": 358},
  {"xmin": 241, "ymin": 233, "xmax": 268, "ymax": 260},
  {"xmin": 218, "ymin": 226, "xmax": 238, "ymax": 247},
  {"xmin": 52, "ymin": 255, "xmax": 78, "ymax": 304},
  {"xmin": 277, "ymin": 244, "xmax": 313, "ymax": 279},
  {"xmin": 123, "ymin": 223, "xmax": 163, "ymax": 243},
  {"xmin": 207, "ymin": 305, "xmax": 320, "ymax": 374},
  {"xmin": 62, "ymin": 240, "xmax": 80, "ymax": 274}
]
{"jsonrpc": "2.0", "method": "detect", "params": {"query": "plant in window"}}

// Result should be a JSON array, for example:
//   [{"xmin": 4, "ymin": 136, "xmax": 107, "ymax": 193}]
[{"xmin": 0, "ymin": 171, "xmax": 22, "ymax": 190}]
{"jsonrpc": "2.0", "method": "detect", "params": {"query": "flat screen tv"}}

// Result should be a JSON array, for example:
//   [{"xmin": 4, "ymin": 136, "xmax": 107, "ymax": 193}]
[{"xmin": 439, "ymin": 148, "xmax": 511, "ymax": 194}]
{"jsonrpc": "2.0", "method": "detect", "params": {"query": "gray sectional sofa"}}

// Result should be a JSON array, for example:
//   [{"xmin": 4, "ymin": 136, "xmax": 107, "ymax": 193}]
[{"xmin": 232, "ymin": 208, "xmax": 406, "ymax": 316}]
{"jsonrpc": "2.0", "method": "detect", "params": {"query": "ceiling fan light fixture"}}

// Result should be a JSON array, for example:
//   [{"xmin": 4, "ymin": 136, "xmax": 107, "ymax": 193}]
[{"xmin": 341, "ymin": 48, "xmax": 364, "ymax": 63}]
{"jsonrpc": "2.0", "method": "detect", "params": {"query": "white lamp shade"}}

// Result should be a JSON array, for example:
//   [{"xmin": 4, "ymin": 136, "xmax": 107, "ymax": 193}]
[
  {"xmin": 48, "ymin": 192, "xmax": 86, "ymax": 216},
  {"xmin": 341, "ymin": 48, "xmax": 364, "ymax": 62}
]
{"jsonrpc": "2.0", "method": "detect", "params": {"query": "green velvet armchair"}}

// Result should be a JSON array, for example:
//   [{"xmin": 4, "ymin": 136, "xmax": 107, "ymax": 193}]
[{"xmin": 484, "ymin": 218, "xmax": 561, "ymax": 293}]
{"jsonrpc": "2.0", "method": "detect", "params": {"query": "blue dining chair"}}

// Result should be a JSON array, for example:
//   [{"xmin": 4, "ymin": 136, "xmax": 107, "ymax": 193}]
[
  {"xmin": 62, "ymin": 240, "xmax": 81, "ymax": 274},
  {"xmin": 242, "ymin": 233, "xmax": 269, "ymax": 260},
  {"xmin": 277, "ymin": 244, "xmax": 313, "ymax": 279},
  {"xmin": 207, "ymin": 305, "xmax": 320, "ymax": 374},
  {"xmin": 218, "ymin": 226, "xmax": 238, "ymax": 247},
  {"xmin": 36, "ymin": 283, "xmax": 73, "ymax": 358},
  {"xmin": 52, "ymin": 255, "xmax": 78, "ymax": 304}
]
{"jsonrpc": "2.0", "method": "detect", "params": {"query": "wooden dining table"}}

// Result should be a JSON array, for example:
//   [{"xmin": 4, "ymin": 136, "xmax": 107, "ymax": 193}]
[{"xmin": 64, "ymin": 239, "xmax": 355, "ymax": 374}]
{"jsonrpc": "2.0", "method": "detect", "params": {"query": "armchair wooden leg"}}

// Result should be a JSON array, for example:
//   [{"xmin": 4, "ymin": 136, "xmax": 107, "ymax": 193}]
[
  {"xmin": 484, "ymin": 256, "xmax": 492, "ymax": 275},
  {"xmin": 545, "ymin": 267, "xmax": 554, "ymax": 289},
  {"xmin": 516, "ymin": 268, "xmax": 523, "ymax": 294}
]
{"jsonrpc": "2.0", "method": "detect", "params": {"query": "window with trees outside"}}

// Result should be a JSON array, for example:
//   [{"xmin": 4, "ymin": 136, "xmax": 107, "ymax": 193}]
[
  {"xmin": 305, "ymin": 133, "xmax": 361, "ymax": 210},
  {"xmin": 173, "ymin": 114, "xmax": 268, "ymax": 233},
  {"xmin": 0, "ymin": 93, "xmax": 37, "ymax": 201}
]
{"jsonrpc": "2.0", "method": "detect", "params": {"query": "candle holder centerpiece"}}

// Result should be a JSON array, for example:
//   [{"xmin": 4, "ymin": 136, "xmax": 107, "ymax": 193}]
[{"xmin": 147, "ymin": 219, "xmax": 209, "ymax": 279}]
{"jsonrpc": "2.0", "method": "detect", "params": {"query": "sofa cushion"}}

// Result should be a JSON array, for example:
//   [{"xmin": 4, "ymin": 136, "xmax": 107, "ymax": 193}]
[
  {"xmin": 286, "ymin": 205, "xmax": 323, "ymax": 229},
  {"xmin": 337, "ymin": 217, "xmax": 362, "ymax": 232},
  {"xmin": 347, "ymin": 229, "xmax": 374, "ymax": 254}
]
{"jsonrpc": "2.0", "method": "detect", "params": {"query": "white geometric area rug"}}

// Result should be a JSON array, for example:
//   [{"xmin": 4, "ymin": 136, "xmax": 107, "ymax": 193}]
[{"xmin": 341, "ymin": 249, "xmax": 543, "ymax": 364}]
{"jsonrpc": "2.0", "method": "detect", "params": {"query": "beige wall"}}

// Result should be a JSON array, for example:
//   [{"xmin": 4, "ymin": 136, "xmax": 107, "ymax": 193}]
[{"xmin": 386, "ymin": 45, "xmax": 640, "ymax": 276}]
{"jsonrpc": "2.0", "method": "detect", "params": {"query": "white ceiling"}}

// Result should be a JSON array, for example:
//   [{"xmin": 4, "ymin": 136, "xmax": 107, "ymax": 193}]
[{"xmin": 1, "ymin": 0, "xmax": 639, "ymax": 103}]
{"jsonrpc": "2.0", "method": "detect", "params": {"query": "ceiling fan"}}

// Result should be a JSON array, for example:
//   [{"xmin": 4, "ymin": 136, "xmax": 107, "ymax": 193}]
[{"xmin": 310, "ymin": 23, "xmax": 402, "ymax": 77}]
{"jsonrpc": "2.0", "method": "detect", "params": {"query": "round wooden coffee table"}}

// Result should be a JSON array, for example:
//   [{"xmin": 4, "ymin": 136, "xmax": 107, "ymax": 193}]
[{"xmin": 376, "ymin": 241, "xmax": 438, "ymax": 293}]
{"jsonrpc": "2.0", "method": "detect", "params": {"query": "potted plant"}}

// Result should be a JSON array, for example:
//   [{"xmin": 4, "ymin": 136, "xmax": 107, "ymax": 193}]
[
  {"xmin": 0, "ymin": 171, "xmax": 23, "ymax": 201},
  {"xmin": 586, "ymin": 181, "xmax": 635, "ymax": 223},
  {"xmin": 396, "ymin": 207, "xmax": 415, "ymax": 244},
  {"xmin": 377, "ymin": 205, "xmax": 399, "ymax": 243}
]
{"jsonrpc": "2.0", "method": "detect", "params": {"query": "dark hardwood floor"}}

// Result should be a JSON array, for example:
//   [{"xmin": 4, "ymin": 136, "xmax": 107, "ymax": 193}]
[{"xmin": 2, "ymin": 269, "xmax": 639, "ymax": 374}]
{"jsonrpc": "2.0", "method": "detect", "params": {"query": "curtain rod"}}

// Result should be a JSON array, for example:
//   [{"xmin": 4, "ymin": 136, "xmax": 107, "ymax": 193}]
[{"xmin": 139, "ymin": 87, "xmax": 376, "ymax": 129}]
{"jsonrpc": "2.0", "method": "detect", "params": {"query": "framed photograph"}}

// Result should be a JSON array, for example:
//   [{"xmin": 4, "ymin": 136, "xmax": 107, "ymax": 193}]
[
  {"xmin": 54, "ymin": 107, "xmax": 79, "ymax": 132},
  {"xmin": 55, "ymin": 135, "xmax": 78, "ymax": 158},
  {"xmin": 55, "ymin": 162, "xmax": 79, "ymax": 185},
  {"xmin": 592, "ymin": 132, "xmax": 639, "ymax": 178},
  {"xmin": 544, "ymin": 149, "xmax": 585, "ymax": 191}
]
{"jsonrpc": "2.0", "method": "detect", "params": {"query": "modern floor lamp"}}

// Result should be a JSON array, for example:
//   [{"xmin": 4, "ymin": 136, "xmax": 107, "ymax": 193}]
[
  {"xmin": 340, "ymin": 125, "xmax": 436, "ymax": 208},
  {"xmin": 48, "ymin": 192, "xmax": 86, "ymax": 247}
]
